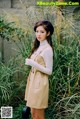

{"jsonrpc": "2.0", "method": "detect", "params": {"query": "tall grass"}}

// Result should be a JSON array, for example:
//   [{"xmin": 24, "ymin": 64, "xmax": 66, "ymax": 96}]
[
  {"xmin": 48, "ymin": 35, "xmax": 80, "ymax": 119},
  {"xmin": 0, "ymin": 17, "xmax": 31, "ymax": 118},
  {"xmin": 48, "ymin": 7, "xmax": 80, "ymax": 118}
]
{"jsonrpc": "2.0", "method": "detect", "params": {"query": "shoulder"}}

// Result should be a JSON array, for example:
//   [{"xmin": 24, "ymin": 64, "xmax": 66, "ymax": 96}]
[
  {"xmin": 44, "ymin": 44, "xmax": 53, "ymax": 55},
  {"xmin": 41, "ymin": 44, "xmax": 53, "ymax": 57}
]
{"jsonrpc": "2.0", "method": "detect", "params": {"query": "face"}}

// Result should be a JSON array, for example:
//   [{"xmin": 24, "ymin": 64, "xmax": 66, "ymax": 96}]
[{"xmin": 35, "ymin": 26, "xmax": 49, "ymax": 42}]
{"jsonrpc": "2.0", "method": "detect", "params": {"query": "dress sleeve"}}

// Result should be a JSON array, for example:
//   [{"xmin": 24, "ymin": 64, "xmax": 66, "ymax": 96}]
[{"xmin": 25, "ymin": 47, "xmax": 53, "ymax": 75}]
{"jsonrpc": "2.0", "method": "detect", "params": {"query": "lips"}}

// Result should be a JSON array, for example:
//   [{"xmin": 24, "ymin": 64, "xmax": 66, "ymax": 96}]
[{"xmin": 37, "ymin": 37, "xmax": 41, "ymax": 39}]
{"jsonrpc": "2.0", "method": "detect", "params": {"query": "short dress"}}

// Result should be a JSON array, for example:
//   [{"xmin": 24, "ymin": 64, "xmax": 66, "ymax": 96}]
[{"xmin": 24, "ymin": 47, "xmax": 49, "ymax": 109}]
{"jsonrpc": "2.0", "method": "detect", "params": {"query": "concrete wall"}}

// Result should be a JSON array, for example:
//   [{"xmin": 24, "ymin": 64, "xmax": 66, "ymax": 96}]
[
  {"xmin": 0, "ymin": 0, "xmax": 11, "ymax": 8},
  {"xmin": 0, "ymin": 0, "xmax": 35, "ymax": 8}
]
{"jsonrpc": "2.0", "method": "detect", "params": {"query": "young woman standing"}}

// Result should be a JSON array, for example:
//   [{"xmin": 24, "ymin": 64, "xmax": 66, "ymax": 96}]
[{"xmin": 25, "ymin": 21, "xmax": 54, "ymax": 119}]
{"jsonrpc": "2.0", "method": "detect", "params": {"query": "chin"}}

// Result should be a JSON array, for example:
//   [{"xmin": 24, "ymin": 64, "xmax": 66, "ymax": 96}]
[
  {"xmin": 37, "ymin": 39, "xmax": 42, "ymax": 41},
  {"xmin": 37, "ymin": 38, "xmax": 45, "ymax": 42}
]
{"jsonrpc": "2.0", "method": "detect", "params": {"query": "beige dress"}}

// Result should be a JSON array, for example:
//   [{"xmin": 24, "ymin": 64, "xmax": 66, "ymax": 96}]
[{"xmin": 24, "ymin": 49, "xmax": 49, "ymax": 109}]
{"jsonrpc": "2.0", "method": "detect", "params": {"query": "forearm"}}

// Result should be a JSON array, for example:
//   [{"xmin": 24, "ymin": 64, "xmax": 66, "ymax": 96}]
[{"xmin": 25, "ymin": 59, "xmax": 52, "ymax": 75}]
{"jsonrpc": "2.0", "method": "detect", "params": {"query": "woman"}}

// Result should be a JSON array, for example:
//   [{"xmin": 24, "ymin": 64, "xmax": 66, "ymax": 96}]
[{"xmin": 25, "ymin": 20, "xmax": 54, "ymax": 119}]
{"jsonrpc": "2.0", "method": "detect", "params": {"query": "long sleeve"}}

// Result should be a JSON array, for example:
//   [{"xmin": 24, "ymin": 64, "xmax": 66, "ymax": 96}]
[{"xmin": 25, "ymin": 47, "xmax": 53, "ymax": 75}]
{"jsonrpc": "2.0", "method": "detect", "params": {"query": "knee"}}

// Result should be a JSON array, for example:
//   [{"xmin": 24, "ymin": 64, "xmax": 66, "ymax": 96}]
[
  {"xmin": 31, "ymin": 110, "xmax": 36, "ymax": 119},
  {"xmin": 31, "ymin": 109, "xmax": 39, "ymax": 119},
  {"xmin": 31, "ymin": 108, "xmax": 45, "ymax": 119}
]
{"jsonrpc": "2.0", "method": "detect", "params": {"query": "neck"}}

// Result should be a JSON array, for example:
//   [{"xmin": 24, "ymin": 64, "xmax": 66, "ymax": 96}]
[{"xmin": 40, "ymin": 40, "xmax": 48, "ymax": 46}]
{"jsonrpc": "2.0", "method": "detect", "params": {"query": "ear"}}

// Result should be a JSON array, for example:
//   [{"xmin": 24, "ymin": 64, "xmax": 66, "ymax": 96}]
[{"xmin": 47, "ymin": 31, "xmax": 50, "ymax": 36}]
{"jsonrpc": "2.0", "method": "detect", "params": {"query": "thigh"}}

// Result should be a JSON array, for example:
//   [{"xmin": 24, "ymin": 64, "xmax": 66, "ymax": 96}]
[{"xmin": 31, "ymin": 108, "xmax": 45, "ymax": 119}]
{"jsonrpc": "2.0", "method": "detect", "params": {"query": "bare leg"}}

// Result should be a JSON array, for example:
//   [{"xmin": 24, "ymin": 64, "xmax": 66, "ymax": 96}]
[{"xmin": 31, "ymin": 108, "xmax": 45, "ymax": 119}]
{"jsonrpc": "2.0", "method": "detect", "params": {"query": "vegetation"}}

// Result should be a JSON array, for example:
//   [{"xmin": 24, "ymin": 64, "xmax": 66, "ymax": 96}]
[
  {"xmin": 0, "ymin": 17, "xmax": 31, "ymax": 118},
  {"xmin": 0, "ymin": 6, "xmax": 80, "ymax": 119}
]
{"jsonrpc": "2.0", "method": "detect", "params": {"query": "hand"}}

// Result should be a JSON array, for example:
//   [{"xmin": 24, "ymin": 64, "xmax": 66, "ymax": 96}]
[
  {"xmin": 25, "ymin": 58, "xmax": 30, "ymax": 65},
  {"xmin": 25, "ymin": 58, "xmax": 35, "ymax": 67}
]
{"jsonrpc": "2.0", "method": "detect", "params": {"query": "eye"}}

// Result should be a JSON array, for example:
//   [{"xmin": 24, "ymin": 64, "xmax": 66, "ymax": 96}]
[{"xmin": 41, "ymin": 31, "xmax": 44, "ymax": 33}]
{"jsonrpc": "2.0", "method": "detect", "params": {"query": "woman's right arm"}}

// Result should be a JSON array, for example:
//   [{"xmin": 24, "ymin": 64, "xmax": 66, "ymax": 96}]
[{"xmin": 25, "ymin": 48, "xmax": 53, "ymax": 75}]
